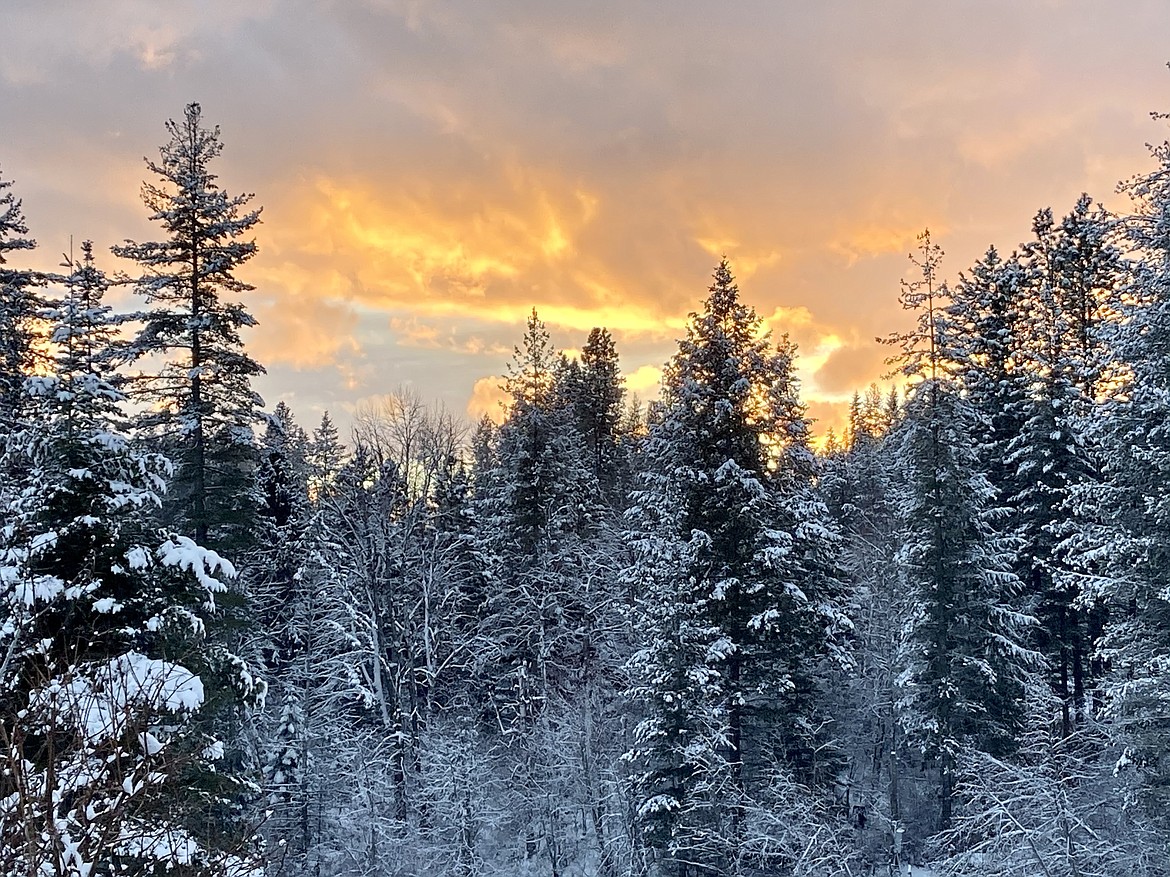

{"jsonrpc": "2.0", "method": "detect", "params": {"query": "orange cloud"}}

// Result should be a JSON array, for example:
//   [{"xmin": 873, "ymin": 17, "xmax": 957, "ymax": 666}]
[
  {"xmin": 814, "ymin": 342, "xmax": 893, "ymax": 397},
  {"xmin": 441, "ymin": 299, "xmax": 681, "ymax": 336},
  {"xmin": 249, "ymin": 302, "xmax": 360, "ymax": 370},
  {"xmin": 300, "ymin": 171, "xmax": 590, "ymax": 294},
  {"xmin": 693, "ymin": 236, "xmax": 781, "ymax": 279},
  {"xmin": 247, "ymin": 262, "xmax": 361, "ymax": 369},
  {"xmin": 805, "ymin": 399, "xmax": 851, "ymax": 450},
  {"xmin": 829, "ymin": 221, "xmax": 941, "ymax": 266},
  {"xmin": 759, "ymin": 306, "xmax": 845, "ymax": 388},
  {"xmin": 467, "ymin": 375, "xmax": 509, "ymax": 423},
  {"xmin": 389, "ymin": 315, "xmax": 511, "ymax": 356},
  {"xmin": 9, "ymin": 0, "xmax": 1170, "ymax": 455},
  {"xmin": 262, "ymin": 171, "xmax": 690, "ymax": 338},
  {"xmin": 626, "ymin": 364, "xmax": 663, "ymax": 396}
]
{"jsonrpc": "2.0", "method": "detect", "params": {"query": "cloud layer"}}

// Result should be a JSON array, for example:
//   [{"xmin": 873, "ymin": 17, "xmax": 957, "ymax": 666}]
[{"xmin": 3, "ymin": 1, "xmax": 1168, "ymax": 438}]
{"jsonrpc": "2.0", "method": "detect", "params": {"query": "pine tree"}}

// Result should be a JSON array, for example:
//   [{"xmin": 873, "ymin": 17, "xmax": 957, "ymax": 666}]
[
  {"xmin": 306, "ymin": 411, "xmax": 346, "ymax": 501},
  {"xmin": 254, "ymin": 406, "xmax": 385, "ymax": 875},
  {"xmin": 1006, "ymin": 199, "xmax": 1124, "ymax": 736},
  {"xmin": 0, "ymin": 167, "xmax": 41, "ymax": 435},
  {"xmin": 249, "ymin": 403, "xmax": 315, "ymax": 865},
  {"xmin": 476, "ymin": 310, "xmax": 601, "ymax": 728},
  {"xmin": 112, "ymin": 102, "xmax": 265, "ymax": 550},
  {"xmin": 471, "ymin": 312, "xmax": 604, "ymax": 869},
  {"xmin": 1070, "ymin": 126, "xmax": 1170, "ymax": 835},
  {"xmin": 254, "ymin": 403, "xmax": 312, "ymax": 679},
  {"xmin": 0, "ymin": 244, "xmax": 262, "ymax": 876},
  {"xmin": 429, "ymin": 453, "xmax": 487, "ymax": 698},
  {"xmin": 948, "ymin": 245, "xmax": 1028, "ymax": 507},
  {"xmin": 885, "ymin": 232, "xmax": 1036, "ymax": 831},
  {"xmin": 626, "ymin": 261, "xmax": 848, "ymax": 875},
  {"xmin": 565, "ymin": 327, "xmax": 628, "ymax": 502},
  {"xmin": 821, "ymin": 385, "xmax": 908, "ymax": 857}
]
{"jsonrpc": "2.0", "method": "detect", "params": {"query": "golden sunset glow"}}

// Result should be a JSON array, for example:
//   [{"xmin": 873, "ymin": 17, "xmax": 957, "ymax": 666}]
[{"xmin": 4, "ymin": 2, "xmax": 1169, "ymax": 441}]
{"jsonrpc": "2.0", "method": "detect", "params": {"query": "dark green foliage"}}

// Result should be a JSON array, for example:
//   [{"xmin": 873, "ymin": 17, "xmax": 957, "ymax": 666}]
[
  {"xmin": 886, "ymin": 233, "xmax": 1036, "ymax": 831},
  {"xmin": 0, "ymin": 243, "xmax": 263, "ymax": 876},
  {"xmin": 626, "ymin": 261, "xmax": 849, "ymax": 874},
  {"xmin": 0, "ymin": 168, "xmax": 41, "ymax": 434},
  {"xmin": 112, "ymin": 103, "xmax": 265, "ymax": 551}
]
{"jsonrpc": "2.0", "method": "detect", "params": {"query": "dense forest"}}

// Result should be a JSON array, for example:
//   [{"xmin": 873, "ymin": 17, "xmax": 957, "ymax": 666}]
[{"xmin": 2, "ymin": 101, "xmax": 1170, "ymax": 877}]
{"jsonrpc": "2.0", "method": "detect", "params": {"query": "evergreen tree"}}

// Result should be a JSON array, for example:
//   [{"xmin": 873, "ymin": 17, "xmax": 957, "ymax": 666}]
[
  {"xmin": 255, "ymin": 406, "xmax": 380, "ymax": 876},
  {"xmin": 820, "ymin": 385, "xmax": 908, "ymax": 858},
  {"xmin": 475, "ymin": 313, "xmax": 589, "ymax": 862},
  {"xmin": 476, "ymin": 310, "xmax": 601, "ymax": 729},
  {"xmin": 306, "ymin": 411, "xmax": 346, "ymax": 501},
  {"xmin": 626, "ymin": 261, "xmax": 848, "ymax": 875},
  {"xmin": 466, "ymin": 311, "xmax": 634, "ymax": 874},
  {"xmin": 0, "ymin": 167, "xmax": 41, "ymax": 435},
  {"xmin": 112, "ymin": 102, "xmax": 265, "ymax": 550},
  {"xmin": 429, "ymin": 453, "xmax": 488, "ymax": 694},
  {"xmin": 249, "ymin": 403, "xmax": 315, "ymax": 867},
  {"xmin": 253, "ymin": 403, "xmax": 312, "ymax": 679},
  {"xmin": 1011, "ymin": 200, "xmax": 1123, "ymax": 736},
  {"xmin": 1069, "ymin": 128, "xmax": 1170, "ymax": 836},
  {"xmin": 565, "ymin": 327, "xmax": 628, "ymax": 502},
  {"xmin": 948, "ymin": 245, "xmax": 1028, "ymax": 509},
  {"xmin": 0, "ymin": 244, "xmax": 262, "ymax": 876},
  {"xmin": 885, "ymin": 232, "xmax": 1036, "ymax": 831}
]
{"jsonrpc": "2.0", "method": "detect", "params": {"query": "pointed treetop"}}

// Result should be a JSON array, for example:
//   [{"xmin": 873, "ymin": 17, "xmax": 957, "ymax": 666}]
[
  {"xmin": 270, "ymin": 401, "xmax": 297, "ymax": 432},
  {"xmin": 505, "ymin": 307, "xmax": 556, "ymax": 408},
  {"xmin": 152, "ymin": 102, "xmax": 223, "ymax": 189},
  {"xmin": 707, "ymin": 257, "xmax": 739, "ymax": 315},
  {"xmin": 0, "ymin": 167, "xmax": 35, "ymax": 261},
  {"xmin": 581, "ymin": 326, "xmax": 618, "ymax": 368}
]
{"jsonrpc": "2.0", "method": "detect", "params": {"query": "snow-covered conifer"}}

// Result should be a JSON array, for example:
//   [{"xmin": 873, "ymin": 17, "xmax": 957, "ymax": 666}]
[
  {"xmin": 885, "ymin": 232, "xmax": 1037, "ymax": 831},
  {"xmin": 1009, "ymin": 201, "xmax": 1124, "ymax": 735},
  {"xmin": 625, "ymin": 260, "xmax": 849, "ymax": 874},
  {"xmin": 0, "ymin": 244, "xmax": 263, "ymax": 876},
  {"xmin": 1068, "ymin": 125, "xmax": 1170, "ymax": 835},
  {"xmin": 112, "ymin": 103, "xmax": 265, "ymax": 550},
  {"xmin": 0, "ymin": 168, "xmax": 41, "ymax": 436}
]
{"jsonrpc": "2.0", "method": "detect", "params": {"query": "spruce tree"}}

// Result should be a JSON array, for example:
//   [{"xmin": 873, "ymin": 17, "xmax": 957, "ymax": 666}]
[
  {"xmin": 885, "ymin": 232, "xmax": 1036, "ymax": 831},
  {"xmin": 626, "ymin": 261, "xmax": 848, "ymax": 874},
  {"xmin": 948, "ymin": 245, "xmax": 1028, "ymax": 508},
  {"xmin": 476, "ymin": 310, "xmax": 601, "ymax": 728},
  {"xmin": 1004, "ymin": 199, "xmax": 1123, "ymax": 735},
  {"xmin": 566, "ymin": 327, "xmax": 628, "ymax": 501},
  {"xmin": 112, "ymin": 102, "xmax": 265, "ymax": 550},
  {"xmin": 306, "ymin": 411, "xmax": 346, "ymax": 501},
  {"xmin": 253, "ymin": 403, "xmax": 312, "ymax": 679},
  {"xmin": 0, "ymin": 244, "xmax": 262, "ymax": 876},
  {"xmin": 821, "ymin": 385, "xmax": 907, "ymax": 855},
  {"xmin": 0, "ymin": 167, "xmax": 41, "ymax": 435},
  {"xmin": 1072, "ymin": 129, "xmax": 1170, "ymax": 834},
  {"xmin": 469, "ymin": 311, "xmax": 631, "ymax": 873}
]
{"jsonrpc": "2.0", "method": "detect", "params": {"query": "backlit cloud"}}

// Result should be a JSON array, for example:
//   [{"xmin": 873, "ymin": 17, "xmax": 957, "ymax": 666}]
[
  {"xmin": 3, "ymin": 1, "xmax": 1169, "ymax": 439},
  {"xmin": 626, "ymin": 365, "xmax": 663, "ymax": 396},
  {"xmin": 467, "ymin": 376, "xmax": 509, "ymax": 423}
]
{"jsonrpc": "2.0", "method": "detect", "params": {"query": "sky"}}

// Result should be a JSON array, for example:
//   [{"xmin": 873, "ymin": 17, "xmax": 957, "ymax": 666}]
[{"xmin": 3, "ymin": 1, "xmax": 1170, "ymax": 441}]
